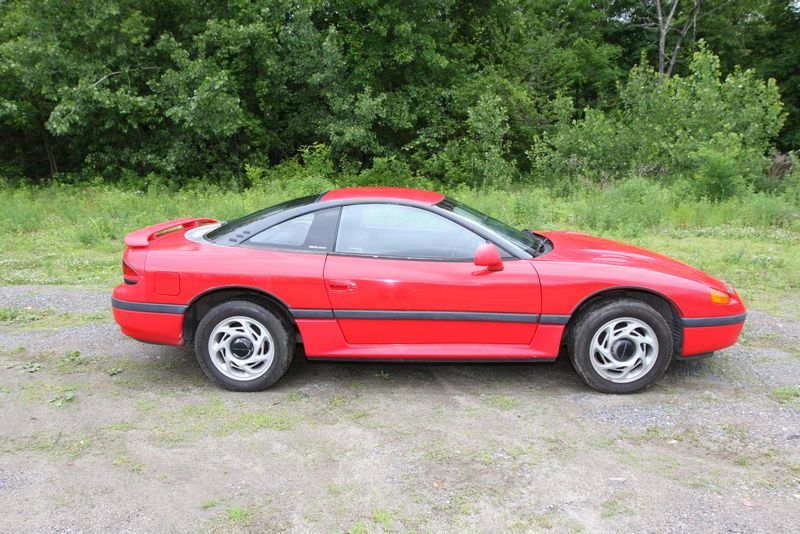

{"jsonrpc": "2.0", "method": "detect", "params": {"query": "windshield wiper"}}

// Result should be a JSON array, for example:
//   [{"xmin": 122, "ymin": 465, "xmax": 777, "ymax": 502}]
[{"xmin": 524, "ymin": 229, "xmax": 551, "ymax": 257}]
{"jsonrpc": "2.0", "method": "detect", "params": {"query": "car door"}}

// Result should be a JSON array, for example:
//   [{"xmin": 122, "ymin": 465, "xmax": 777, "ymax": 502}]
[{"xmin": 323, "ymin": 203, "xmax": 541, "ymax": 345}]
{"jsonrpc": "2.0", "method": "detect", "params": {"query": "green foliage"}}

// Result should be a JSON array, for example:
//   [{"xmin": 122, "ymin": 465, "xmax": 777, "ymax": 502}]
[
  {"xmin": 532, "ymin": 45, "xmax": 785, "ymax": 199},
  {"xmin": 696, "ymin": 0, "xmax": 800, "ymax": 150},
  {"xmin": 571, "ymin": 178, "xmax": 672, "ymax": 235},
  {"xmin": 685, "ymin": 133, "xmax": 762, "ymax": 201},
  {"xmin": 354, "ymin": 156, "xmax": 414, "ymax": 187},
  {"xmin": 47, "ymin": 390, "xmax": 76, "ymax": 406},
  {"xmin": 0, "ymin": 0, "xmax": 630, "ymax": 185},
  {"xmin": 771, "ymin": 386, "xmax": 800, "ymax": 404},
  {"xmin": 0, "ymin": 1, "xmax": 795, "ymax": 203},
  {"xmin": 245, "ymin": 144, "xmax": 336, "ymax": 197},
  {"xmin": 430, "ymin": 93, "xmax": 515, "ymax": 187}
]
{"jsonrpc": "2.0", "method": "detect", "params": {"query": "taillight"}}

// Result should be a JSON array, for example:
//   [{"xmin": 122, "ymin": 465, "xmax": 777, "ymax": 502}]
[
  {"xmin": 121, "ymin": 245, "xmax": 147, "ymax": 285},
  {"xmin": 123, "ymin": 260, "xmax": 139, "ymax": 285}
]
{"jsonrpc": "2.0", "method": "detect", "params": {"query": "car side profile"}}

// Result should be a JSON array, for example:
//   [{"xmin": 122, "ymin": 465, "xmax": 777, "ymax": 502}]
[{"xmin": 112, "ymin": 187, "xmax": 746, "ymax": 393}]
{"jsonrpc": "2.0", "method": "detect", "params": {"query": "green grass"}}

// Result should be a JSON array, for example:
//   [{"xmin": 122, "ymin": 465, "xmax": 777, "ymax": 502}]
[
  {"xmin": 486, "ymin": 394, "xmax": 516, "ymax": 411},
  {"xmin": 20, "ymin": 381, "xmax": 82, "ymax": 404},
  {"xmin": 0, "ymin": 308, "xmax": 110, "ymax": 329},
  {"xmin": 152, "ymin": 397, "xmax": 299, "ymax": 443},
  {"xmin": 225, "ymin": 505, "xmax": 255, "ymax": 525},
  {"xmin": 771, "ymin": 386, "xmax": 800, "ymax": 404},
  {"xmin": 0, "ymin": 179, "xmax": 797, "ymax": 316},
  {"xmin": 9, "ymin": 432, "xmax": 94, "ymax": 459},
  {"xmin": 112, "ymin": 455, "xmax": 144, "ymax": 473},
  {"xmin": 600, "ymin": 494, "xmax": 637, "ymax": 518},
  {"xmin": 200, "ymin": 499, "xmax": 219, "ymax": 510}
]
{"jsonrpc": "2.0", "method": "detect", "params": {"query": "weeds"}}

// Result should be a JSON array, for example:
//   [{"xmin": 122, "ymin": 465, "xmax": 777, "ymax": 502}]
[
  {"xmin": 62, "ymin": 350, "xmax": 90, "ymax": 365},
  {"xmin": 10, "ymin": 433, "xmax": 93, "ymax": 459},
  {"xmin": 21, "ymin": 362, "xmax": 43, "ymax": 373},
  {"xmin": 113, "ymin": 455, "xmax": 144, "ymax": 474},
  {"xmin": 225, "ymin": 505, "xmax": 254, "ymax": 525},
  {"xmin": 771, "ymin": 386, "xmax": 800, "ymax": 404},
  {"xmin": 601, "ymin": 493, "xmax": 637, "ymax": 518},
  {"xmin": 486, "ymin": 394, "xmax": 516, "ymax": 411},
  {"xmin": 0, "ymin": 308, "xmax": 110, "ymax": 329},
  {"xmin": 47, "ymin": 390, "xmax": 75, "ymax": 406}
]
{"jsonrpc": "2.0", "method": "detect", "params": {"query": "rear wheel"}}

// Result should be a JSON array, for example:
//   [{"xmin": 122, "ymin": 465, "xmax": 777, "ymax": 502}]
[
  {"xmin": 568, "ymin": 299, "xmax": 672, "ymax": 393},
  {"xmin": 195, "ymin": 300, "xmax": 294, "ymax": 391}
]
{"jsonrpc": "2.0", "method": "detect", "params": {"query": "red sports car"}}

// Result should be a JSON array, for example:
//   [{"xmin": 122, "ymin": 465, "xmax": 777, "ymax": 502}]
[{"xmin": 112, "ymin": 187, "xmax": 746, "ymax": 393}]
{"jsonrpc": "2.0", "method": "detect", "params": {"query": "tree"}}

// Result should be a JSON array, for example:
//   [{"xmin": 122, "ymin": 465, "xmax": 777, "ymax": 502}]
[
  {"xmin": 695, "ymin": 0, "xmax": 800, "ymax": 149},
  {"xmin": 531, "ymin": 45, "xmax": 785, "ymax": 198}
]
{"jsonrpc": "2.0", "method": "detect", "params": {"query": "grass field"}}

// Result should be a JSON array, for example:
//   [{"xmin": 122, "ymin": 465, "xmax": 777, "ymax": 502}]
[{"xmin": 1, "ymin": 178, "xmax": 798, "ymax": 317}]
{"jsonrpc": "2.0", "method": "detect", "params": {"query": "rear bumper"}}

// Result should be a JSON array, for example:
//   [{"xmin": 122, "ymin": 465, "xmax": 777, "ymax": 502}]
[{"xmin": 111, "ymin": 297, "xmax": 186, "ymax": 345}]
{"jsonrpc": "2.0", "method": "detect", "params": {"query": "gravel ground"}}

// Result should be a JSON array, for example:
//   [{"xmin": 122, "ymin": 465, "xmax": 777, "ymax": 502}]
[{"xmin": 0, "ymin": 285, "xmax": 798, "ymax": 533}]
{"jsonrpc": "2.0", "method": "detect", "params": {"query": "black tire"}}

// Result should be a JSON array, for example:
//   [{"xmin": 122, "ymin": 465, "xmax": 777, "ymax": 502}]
[
  {"xmin": 568, "ymin": 299, "xmax": 672, "ymax": 394},
  {"xmin": 195, "ymin": 300, "xmax": 294, "ymax": 392}
]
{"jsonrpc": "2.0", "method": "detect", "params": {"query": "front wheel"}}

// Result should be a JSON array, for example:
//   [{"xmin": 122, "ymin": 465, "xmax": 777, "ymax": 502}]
[
  {"xmin": 568, "ymin": 299, "xmax": 673, "ymax": 393},
  {"xmin": 195, "ymin": 301, "xmax": 294, "ymax": 391}
]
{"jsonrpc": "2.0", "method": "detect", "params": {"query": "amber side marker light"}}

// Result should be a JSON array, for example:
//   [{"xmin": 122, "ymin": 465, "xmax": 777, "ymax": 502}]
[{"xmin": 710, "ymin": 288, "xmax": 732, "ymax": 305}]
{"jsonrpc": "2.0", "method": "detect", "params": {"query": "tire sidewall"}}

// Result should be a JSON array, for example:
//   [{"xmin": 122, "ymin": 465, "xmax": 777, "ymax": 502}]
[
  {"xmin": 195, "ymin": 301, "xmax": 294, "ymax": 392},
  {"xmin": 569, "ymin": 300, "xmax": 673, "ymax": 394}
]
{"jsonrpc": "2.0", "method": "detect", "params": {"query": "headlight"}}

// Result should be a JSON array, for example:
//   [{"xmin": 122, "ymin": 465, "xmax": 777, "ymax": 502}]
[{"xmin": 723, "ymin": 281, "xmax": 736, "ymax": 294}]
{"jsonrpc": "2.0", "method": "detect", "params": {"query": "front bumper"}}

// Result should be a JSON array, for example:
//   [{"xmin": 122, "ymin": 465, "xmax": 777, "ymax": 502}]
[{"xmin": 680, "ymin": 313, "xmax": 747, "ymax": 357}]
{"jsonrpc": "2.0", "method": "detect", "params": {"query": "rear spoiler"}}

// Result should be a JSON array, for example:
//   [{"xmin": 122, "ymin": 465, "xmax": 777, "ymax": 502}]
[{"xmin": 124, "ymin": 217, "xmax": 218, "ymax": 247}]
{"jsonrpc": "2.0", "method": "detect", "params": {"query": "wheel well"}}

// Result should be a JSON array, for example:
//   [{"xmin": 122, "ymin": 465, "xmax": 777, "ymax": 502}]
[
  {"xmin": 563, "ymin": 289, "xmax": 683, "ymax": 357},
  {"xmin": 182, "ymin": 288, "xmax": 297, "ymax": 345}
]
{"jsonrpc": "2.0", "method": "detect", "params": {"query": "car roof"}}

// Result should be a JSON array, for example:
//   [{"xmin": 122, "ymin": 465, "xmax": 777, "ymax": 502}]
[{"xmin": 320, "ymin": 187, "xmax": 445, "ymax": 205}]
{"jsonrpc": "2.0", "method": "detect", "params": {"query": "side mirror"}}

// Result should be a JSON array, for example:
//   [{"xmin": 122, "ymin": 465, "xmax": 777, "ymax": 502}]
[{"xmin": 474, "ymin": 243, "xmax": 504, "ymax": 271}]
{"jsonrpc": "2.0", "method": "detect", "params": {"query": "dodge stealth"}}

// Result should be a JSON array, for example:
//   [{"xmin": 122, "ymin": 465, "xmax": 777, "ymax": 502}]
[{"xmin": 112, "ymin": 187, "xmax": 746, "ymax": 393}]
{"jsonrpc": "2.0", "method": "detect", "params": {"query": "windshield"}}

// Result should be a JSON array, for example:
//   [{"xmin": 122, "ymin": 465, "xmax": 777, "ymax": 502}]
[
  {"xmin": 205, "ymin": 194, "xmax": 319, "ymax": 242},
  {"xmin": 436, "ymin": 198, "xmax": 548, "ymax": 256}
]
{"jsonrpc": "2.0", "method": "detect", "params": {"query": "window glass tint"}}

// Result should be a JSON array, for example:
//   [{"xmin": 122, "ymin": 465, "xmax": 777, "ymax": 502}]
[
  {"xmin": 246, "ymin": 207, "xmax": 338, "ymax": 251},
  {"xmin": 335, "ymin": 204, "xmax": 485, "ymax": 260},
  {"xmin": 206, "ymin": 194, "xmax": 319, "ymax": 242}
]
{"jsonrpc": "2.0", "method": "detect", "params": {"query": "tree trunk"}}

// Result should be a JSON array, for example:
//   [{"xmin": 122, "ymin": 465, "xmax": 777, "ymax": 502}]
[
  {"xmin": 655, "ymin": 0, "xmax": 704, "ymax": 78},
  {"xmin": 43, "ymin": 131, "xmax": 57, "ymax": 177},
  {"xmin": 666, "ymin": 1, "xmax": 704, "ymax": 77}
]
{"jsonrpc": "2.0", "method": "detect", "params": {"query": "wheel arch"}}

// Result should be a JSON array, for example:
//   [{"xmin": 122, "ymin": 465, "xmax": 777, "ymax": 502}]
[
  {"xmin": 563, "ymin": 288, "xmax": 683, "ymax": 357},
  {"xmin": 182, "ymin": 286, "xmax": 297, "ymax": 345}
]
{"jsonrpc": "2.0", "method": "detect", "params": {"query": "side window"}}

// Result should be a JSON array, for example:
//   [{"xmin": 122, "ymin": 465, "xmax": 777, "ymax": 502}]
[
  {"xmin": 335, "ymin": 204, "xmax": 485, "ymax": 260},
  {"xmin": 246, "ymin": 207, "xmax": 338, "ymax": 252}
]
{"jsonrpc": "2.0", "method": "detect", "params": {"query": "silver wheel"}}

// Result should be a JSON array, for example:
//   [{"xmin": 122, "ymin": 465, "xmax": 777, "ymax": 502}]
[
  {"xmin": 589, "ymin": 316, "xmax": 659, "ymax": 384},
  {"xmin": 207, "ymin": 315, "xmax": 275, "ymax": 381}
]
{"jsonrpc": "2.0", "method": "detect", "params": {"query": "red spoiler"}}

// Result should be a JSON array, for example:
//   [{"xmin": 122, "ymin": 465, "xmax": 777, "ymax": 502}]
[{"xmin": 124, "ymin": 217, "xmax": 218, "ymax": 247}]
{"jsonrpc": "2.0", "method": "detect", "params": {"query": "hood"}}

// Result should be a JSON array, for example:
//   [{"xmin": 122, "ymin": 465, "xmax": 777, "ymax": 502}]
[{"xmin": 538, "ymin": 231, "xmax": 726, "ymax": 288}]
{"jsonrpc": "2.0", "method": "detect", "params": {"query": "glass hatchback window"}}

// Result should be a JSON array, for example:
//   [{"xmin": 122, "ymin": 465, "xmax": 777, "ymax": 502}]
[
  {"xmin": 205, "ymin": 194, "xmax": 319, "ymax": 243},
  {"xmin": 246, "ymin": 207, "xmax": 339, "ymax": 252},
  {"xmin": 335, "ymin": 204, "xmax": 485, "ymax": 260}
]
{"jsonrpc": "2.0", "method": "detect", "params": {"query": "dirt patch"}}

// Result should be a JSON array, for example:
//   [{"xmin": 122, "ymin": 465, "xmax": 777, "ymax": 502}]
[{"xmin": 1, "ymin": 285, "xmax": 799, "ymax": 532}]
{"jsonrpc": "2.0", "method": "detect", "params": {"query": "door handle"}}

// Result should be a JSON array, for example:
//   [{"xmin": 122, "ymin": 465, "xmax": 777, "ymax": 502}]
[{"xmin": 328, "ymin": 279, "xmax": 357, "ymax": 292}]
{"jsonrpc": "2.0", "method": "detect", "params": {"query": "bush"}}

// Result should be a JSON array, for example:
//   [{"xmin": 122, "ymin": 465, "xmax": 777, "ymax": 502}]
[
  {"xmin": 531, "ymin": 44, "xmax": 785, "ymax": 199},
  {"xmin": 686, "ymin": 133, "xmax": 762, "ymax": 201},
  {"xmin": 245, "ymin": 144, "xmax": 336, "ymax": 197}
]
